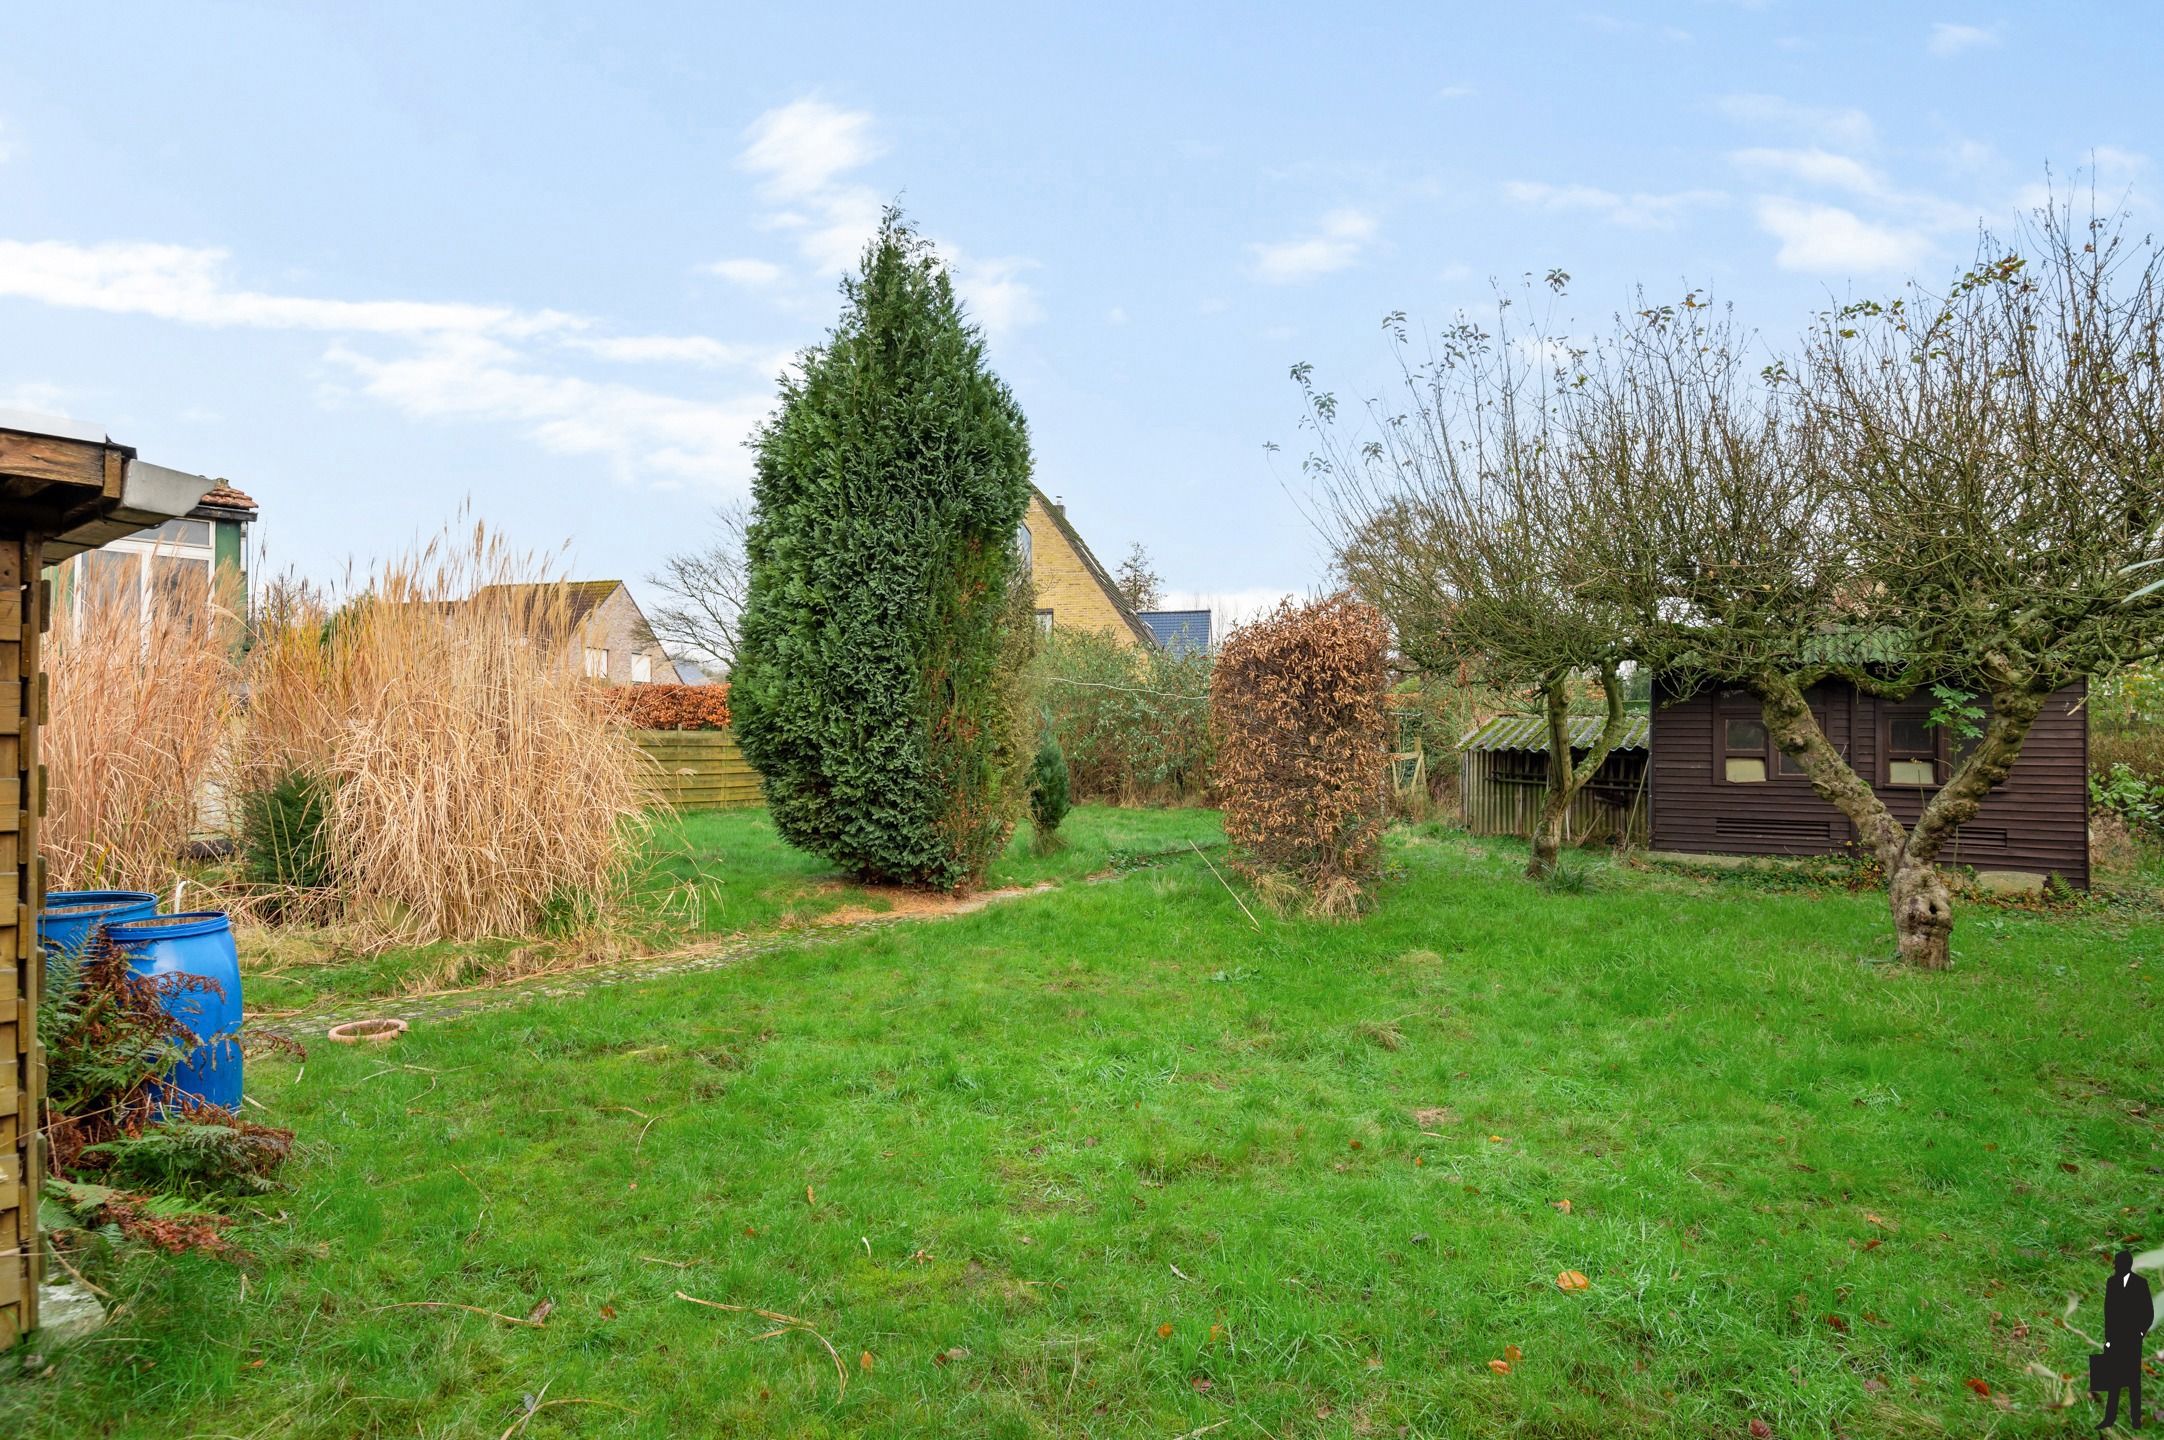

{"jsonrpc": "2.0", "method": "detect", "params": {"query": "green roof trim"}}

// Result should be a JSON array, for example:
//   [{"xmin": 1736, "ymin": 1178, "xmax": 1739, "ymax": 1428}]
[{"xmin": 1460, "ymin": 712, "xmax": 1650, "ymax": 754}]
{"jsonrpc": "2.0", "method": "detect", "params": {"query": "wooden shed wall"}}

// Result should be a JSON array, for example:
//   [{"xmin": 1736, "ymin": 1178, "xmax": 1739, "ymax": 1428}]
[
  {"xmin": 1648, "ymin": 677, "xmax": 2090, "ymax": 887},
  {"xmin": 634, "ymin": 728, "xmax": 763, "ymax": 810},
  {"xmin": 2, "ymin": 539, "xmax": 43, "ymax": 1347},
  {"xmin": 1459, "ymin": 750, "xmax": 1649, "ymax": 846}
]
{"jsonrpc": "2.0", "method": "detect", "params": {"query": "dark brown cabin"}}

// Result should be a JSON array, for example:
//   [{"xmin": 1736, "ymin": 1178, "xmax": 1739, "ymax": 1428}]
[{"xmin": 1648, "ymin": 676, "xmax": 2090, "ymax": 889}]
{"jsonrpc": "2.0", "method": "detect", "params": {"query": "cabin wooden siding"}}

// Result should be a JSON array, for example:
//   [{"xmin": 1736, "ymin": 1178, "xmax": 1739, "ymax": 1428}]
[{"xmin": 1648, "ymin": 676, "xmax": 2090, "ymax": 888}]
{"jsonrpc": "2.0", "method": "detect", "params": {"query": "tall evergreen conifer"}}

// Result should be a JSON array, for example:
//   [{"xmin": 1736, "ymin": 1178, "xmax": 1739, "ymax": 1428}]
[{"xmin": 732, "ymin": 211, "xmax": 1035, "ymax": 889}]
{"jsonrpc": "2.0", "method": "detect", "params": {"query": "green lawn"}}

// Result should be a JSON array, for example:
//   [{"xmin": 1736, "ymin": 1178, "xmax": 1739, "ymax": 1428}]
[
  {"xmin": 240, "ymin": 804, "xmax": 1227, "ymax": 1013},
  {"xmin": 13, "ymin": 818, "xmax": 2163, "ymax": 1437}
]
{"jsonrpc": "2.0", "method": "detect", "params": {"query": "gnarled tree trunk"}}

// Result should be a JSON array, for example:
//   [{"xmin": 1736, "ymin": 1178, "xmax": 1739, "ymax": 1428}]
[
  {"xmin": 1528, "ymin": 661, "xmax": 1629, "ymax": 881},
  {"xmin": 1756, "ymin": 671, "xmax": 2050, "ymax": 970}
]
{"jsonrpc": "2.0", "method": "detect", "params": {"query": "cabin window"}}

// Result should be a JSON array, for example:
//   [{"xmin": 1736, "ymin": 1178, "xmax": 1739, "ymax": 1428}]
[
  {"xmin": 1035, "ymin": 608, "xmax": 1054, "ymax": 634},
  {"xmin": 584, "ymin": 646, "xmax": 609, "ymax": 679},
  {"xmin": 1722, "ymin": 715, "xmax": 1768, "ymax": 783},
  {"xmin": 71, "ymin": 522, "xmax": 219, "ymax": 638},
  {"xmin": 1777, "ymin": 705, "xmax": 1832, "ymax": 776},
  {"xmin": 631, "ymin": 653, "xmax": 653, "ymax": 684},
  {"xmin": 1885, "ymin": 710, "xmax": 1941, "ymax": 786},
  {"xmin": 1016, "ymin": 524, "xmax": 1033, "ymax": 569}
]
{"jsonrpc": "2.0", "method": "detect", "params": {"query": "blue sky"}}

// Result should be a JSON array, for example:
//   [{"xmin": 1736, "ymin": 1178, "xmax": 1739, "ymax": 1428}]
[{"xmin": 1, "ymin": 2, "xmax": 2156, "ymax": 624}]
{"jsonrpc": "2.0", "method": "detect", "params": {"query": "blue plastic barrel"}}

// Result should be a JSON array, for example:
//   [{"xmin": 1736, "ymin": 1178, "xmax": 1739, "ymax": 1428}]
[
  {"xmin": 103, "ymin": 912, "xmax": 244, "ymax": 1112},
  {"xmin": 39, "ymin": 890, "xmax": 159, "ymax": 957}
]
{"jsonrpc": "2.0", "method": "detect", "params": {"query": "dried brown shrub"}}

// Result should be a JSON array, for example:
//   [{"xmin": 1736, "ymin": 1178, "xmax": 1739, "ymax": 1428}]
[
  {"xmin": 597, "ymin": 682, "xmax": 733, "ymax": 731},
  {"xmin": 237, "ymin": 522, "xmax": 648, "ymax": 944},
  {"xmin": 1209, "ymin": 594, "xmax": 1390, "ymax": 908},
  {"xmin": 43, "ymin": 560, "xmax": 240, "ymax": 891}
]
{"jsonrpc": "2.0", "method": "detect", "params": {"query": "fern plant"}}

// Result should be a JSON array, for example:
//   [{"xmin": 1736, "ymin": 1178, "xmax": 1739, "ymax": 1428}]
[{"xmin": 82, "ymin": 1119, "xmax": 293, "ymax": 1199}]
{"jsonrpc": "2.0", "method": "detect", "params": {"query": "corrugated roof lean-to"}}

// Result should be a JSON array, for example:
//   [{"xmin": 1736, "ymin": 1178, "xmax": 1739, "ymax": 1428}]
[{"xmin": 1461, "ymin": 712, "xmax": 1651, "ymax": 754}]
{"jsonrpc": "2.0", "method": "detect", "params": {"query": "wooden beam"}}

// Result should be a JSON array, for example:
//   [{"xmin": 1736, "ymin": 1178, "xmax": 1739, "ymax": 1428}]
[{"xmin": 0, "ymin": 431, "xmax": 107, "ymax": 493}]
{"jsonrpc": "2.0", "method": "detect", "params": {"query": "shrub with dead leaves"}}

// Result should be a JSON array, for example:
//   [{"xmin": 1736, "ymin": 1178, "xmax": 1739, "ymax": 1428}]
[{"xmin": 1209, "ymin": 594, "xmax": 1390, "ymax": 914}]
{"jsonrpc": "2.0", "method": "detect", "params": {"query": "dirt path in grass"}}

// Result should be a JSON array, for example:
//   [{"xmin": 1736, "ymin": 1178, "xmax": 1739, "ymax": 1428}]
[{"xmin": 257, "ymin": 878, "xmax": 1064, "ymax": 1040}]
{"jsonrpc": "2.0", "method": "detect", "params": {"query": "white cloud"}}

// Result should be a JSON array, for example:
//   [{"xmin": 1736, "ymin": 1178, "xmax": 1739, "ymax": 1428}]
[
  {"xmin": 738, "ymin": 98, "xmax": 886, "ymax": 202},
  {"xmin": 0, "ymin": 380, "xmax": 70, "ymax": 416},
  {"xmin": 2093, "ymin": 145, "xmax": 2152, "ymax": 177},
  {"xmin": 953, "ymin": 257, "xmax": 1043, "ymax": 336},
  {"xmin": 1927, "ymin": 22, "xmax": 2000, "ymax": 57},
  {"xmin": 565, "ymin": 334, "xmax": 762, "ymax": 367},
  {"xmin": 2016, "ymin": 148, "xmax": 2152, "ymax": 213},
  {"xmin": 325, "ymin": 334, "xmax": 771, "ymax": 487},
  {"xmin": 0, "ymin": 236, "xmax": 778, "ymax": 489},
  {"xmin": 1437, "ymin": 85, "xmax": 1477, "ymax": 100},
  {"xmin": 736, "ymin": 98, "xmax": 888, "ymax": 278},
  {"xmin": 1941, "ymin": 137, "xmax": 1997, "ymax": 174},
  {"xmin": 764, "ymin": 184, "xmax": 884, "ymax": 276},
  {"xmin": 1728, "ymin": 147, "xmax": 1890, "ymax": 199},
  {"xmin": 1106, "ymin": 305, "xmax": 1129, "ymax": 326},
  {"xmin": 1503, "ymin": 181, "xmax": 1723, "ymax": 229},
  {"xmin": 0, "ymin": 240, "xmax": 577, "ymax": 337},
  {"xmin": 1754, "ymin": 197, "xmax": 1932, "ymax": 275},
  {"xmin": 699, "ymin": 257, "xmax": 785, "ymax": 287},
  {"xmin": 1713, "ymin": 93, "xmax": 1875, "ymax": 150},
  {"xmin": 1247, "ymin": 209, "xmax": 1378, "ymax": 284},
  {"xmin": 726, "ymin": 97, "xmax": 1044, "ymax": 333}
]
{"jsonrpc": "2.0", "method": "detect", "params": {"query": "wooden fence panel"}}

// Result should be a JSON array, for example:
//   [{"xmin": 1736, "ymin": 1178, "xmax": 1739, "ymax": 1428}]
[{"xmin": 633, "ymin": 728, "xmax": 763, "ymax": 811}]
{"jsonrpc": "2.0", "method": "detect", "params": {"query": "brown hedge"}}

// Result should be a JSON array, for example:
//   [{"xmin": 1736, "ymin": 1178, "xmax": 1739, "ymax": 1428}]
[
  {"xmin": 1209, "ymin": 594, "xmax": 1390, "ymax": 905},
  {"xmin": 598, "ymin": 682, "xmax": 733, "ymax": 731}
]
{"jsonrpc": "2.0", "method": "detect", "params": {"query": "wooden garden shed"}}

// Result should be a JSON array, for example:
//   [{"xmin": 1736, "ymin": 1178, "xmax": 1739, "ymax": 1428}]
[
  {"xmin": 0, "ymin": 412, "xmax": 217, "ymax": 1350},
  {"xmin": 1458, "ymin": 712, "xmax": 1650, "ymax": 846},
  {"xmin": 1647, "ymin": 675, "xmax": 2090, "ymax": 888}
]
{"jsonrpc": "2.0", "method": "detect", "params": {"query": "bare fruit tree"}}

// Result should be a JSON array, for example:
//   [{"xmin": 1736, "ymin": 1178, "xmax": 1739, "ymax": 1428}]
[
  {"xmin": 647, "ymin": 499, "xmax": 751, "ymax": 675},
  {"xmin": 1297, "ymin": 287, "xmax": 1636, "ymax": 880},
  {"xmin": 1581, "ymin": 206, "xmax": 2164, "ymax": 967}
]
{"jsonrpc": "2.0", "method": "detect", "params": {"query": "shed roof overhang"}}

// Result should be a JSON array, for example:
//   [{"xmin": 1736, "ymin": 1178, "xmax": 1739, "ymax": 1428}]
[{"xmin": 0, "ymin": 411, "xmax": 219, "ymax": 558}]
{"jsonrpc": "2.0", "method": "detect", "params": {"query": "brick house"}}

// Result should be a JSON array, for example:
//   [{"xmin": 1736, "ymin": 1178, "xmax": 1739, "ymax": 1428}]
[
  {"xmin": 1019, "ymin": 486, "xmax": 1155, "ymax": 646},
  {"xmin": 478, "ymin": 579, "xmax": 673, "ymax": 685}
]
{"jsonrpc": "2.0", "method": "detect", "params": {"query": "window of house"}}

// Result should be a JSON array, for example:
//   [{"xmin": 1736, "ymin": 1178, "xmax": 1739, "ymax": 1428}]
[
  {"xmin": 1035, "ymin": 608, "xmax": 1054, "ymax": 634},
  {"xmin": 1722, "ymin": 714, "xmax": 1769, "ymax": 783},
  {"xmin": 631, "ymin": 653, "xmax": 652, "ymax": 684},
  {"xmin": 1886, "ymin": 711, "xmax": 1940, "ymax": 786},
  {"xmin": 584, "ymin": 646, "xmax": 609, "ymax": 679},
  {"xmin": 73, "ymin": 522, "xmax": 217, "ymax": 635},
  {"xmin": 1016, "ymin": 523, "xmax": 1033, "ymax": 570}
]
